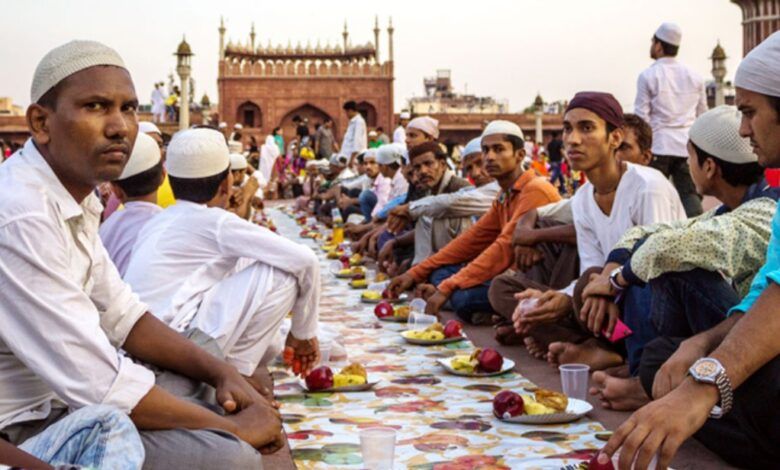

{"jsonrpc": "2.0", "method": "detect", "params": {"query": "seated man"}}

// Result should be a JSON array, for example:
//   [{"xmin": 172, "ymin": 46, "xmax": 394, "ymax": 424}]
[
  {"xmin": 0, "ymin": 40, "xmax": 281, "ymax": 469},
  {"xmin": 490, "ymin": 112, "xmax": 654, "ymax": 346},
  {"xmin": 227, "ymin": 152, "xmax": 260, "ymax": 220},
  {"xmin": 583, "ymin": 106, "xmax": 778, "ymax": 411},
  {"xmin": 510, "ymin": 92, "xmax": 685, "ymax": 365},
  {"xmin": 314, "ymin": 153, "xmax": 355, "ymax": 222},
  {"xmin": 388, "ymin": 121, "xmax": 561, "ymax": 324},
  {"xmin": 100, "ymin": 132, "xmax": 164, "ymax": 277},
  {"xmin": 125, "ymin": 128, "xmax": 321, "ymax": 382},
  {"xmin": 603, "ymin": 32, "xmax": 780, "ymax": 469},
  {"xmin": 339, "ymin": 150, "xmax": 387, "ymax": 223},
  {"xmin": 382, "ymin": 141, "xmax": 474, "ymax": 266}
]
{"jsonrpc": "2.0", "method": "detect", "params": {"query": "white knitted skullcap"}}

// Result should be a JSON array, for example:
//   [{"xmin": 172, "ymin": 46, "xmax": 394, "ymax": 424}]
[
  {"xmin": 462, "ymin": 137, "xmax": 483, "ymax": 158},
  {"xmin": 481, "ymin": 120, "xmax": 524, "ymax": 142},
  {"xmin": 227, "ymin": 140, "xmax": 243, "ymax": 153},
  {"xmin": 330, "ymin": 153, "xmax": 349, "ymax": 166},
  {"xmin": 655, "ymin": 22, "xmax": 682, "ymax": 47},
  {"xmin": 229, "ymin": 153, "xmax": 248, "ymax": 170},
  {"xmin": 218, "ymin": 121, "xmax": 227, "ymax": 129},
  {"xmin": 31, "ymin": 40, "xmax": 126, "ymax": 103},
  {"xmin": 376, "ymin": 143, "xmax": 405, "ymax": 165},
  {"xmin": 689, "ymin": 105, "xmax": 756, "ymax": 164},
  {"xmin": 407, "ymin": 116, "xmax": 440, "ymax": 139},
  {"xmin": 138, "ymin": 121, "xmax": 161, "ymax": 135},
  {"xmin": 119, "ymin": 133, "xmax": 161, "ymax": 180},
  {"xmin": 166, "ymin": 128, "xmax": 230, "ymax": 178},
  {"xmin": 362, "ymin": 148, "xmax": 378, "ymax": 161},
  {"xmin": 234, "ymin": 123, "xmax": 243, "ymax": 129},
  {"xmin": 735, "ymin": 31, "xmax": 780, "ymax": 98},
  {"xmin": 399, "ymin": 111, "xmax": 411, "ymax": 120}
]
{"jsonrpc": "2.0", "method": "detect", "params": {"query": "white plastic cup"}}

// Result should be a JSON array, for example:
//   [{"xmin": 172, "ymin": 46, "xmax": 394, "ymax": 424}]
[
  {"xmin": 518, "ymin": 298, "xmax": 539, "ymax": 316},
  {"xmin": 407, "ymin": 312, "xmax": 436, "ymax": 330},
  {"xmin": 318, "ymin": 340, "xmax": 333, "ymax": 366},
  {"xmin": 359, "ymin": 427, "xmax": 396, "ymax": 470},
  {"xmin": 559, "ymin": 363, "xmax": 590, "ymax": 400},
  {"xmin": 409, "ymin": 298, "xmax": 427, "ymax": 313}
]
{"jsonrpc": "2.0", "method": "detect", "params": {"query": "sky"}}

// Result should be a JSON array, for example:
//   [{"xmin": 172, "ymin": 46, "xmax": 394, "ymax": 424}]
[{"xmin": 1, "ymin": 0, "xmax": 744, "ymax": 112}]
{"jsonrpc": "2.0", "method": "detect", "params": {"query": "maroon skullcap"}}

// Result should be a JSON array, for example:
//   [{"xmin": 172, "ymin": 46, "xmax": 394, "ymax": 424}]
[{"xmin": 565, "ymin": 92, "xmax": 625, "ymax": 129}]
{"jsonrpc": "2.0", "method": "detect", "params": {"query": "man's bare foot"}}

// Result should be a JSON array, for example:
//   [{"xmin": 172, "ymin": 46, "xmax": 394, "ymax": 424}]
[
  {"xmin": 494, "ymin": 325, "xmax": 525, "ymax": 345},
  {"xmin": 589, "ymin": 371, "xmax": 650, "ymax": 411},
  {"xmin": 524, "ymin": 336, "xmax": 547, "ymax": 360},
  {"xmin": 547, "ymin": 339, "xmax": 624, "ymax": 370}
]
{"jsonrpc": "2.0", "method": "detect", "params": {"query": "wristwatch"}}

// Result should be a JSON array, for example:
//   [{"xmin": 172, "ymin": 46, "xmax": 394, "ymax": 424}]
[
  {"xmin": 608, "ymin": 266, "xmax": 625, "ymax": 294},
  {"xmin": 688, "ymin": 358, "xmax": 734, "ymax": 418}
]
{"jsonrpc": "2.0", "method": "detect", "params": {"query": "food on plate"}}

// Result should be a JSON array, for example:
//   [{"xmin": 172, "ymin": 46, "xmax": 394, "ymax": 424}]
[
  {"xmin": 327, "ymin": 250, "xmax": 345, "ymax": 259},
  {"xmin": 477, "ymin": 348, "xmax": 503, "ymax": 373},
  {"xmin": 350, "ymin": 279, "xmax": 368, "ymax": 288},
  {"xmin": 492, "ymin": 388, "xmax": 569, "ymax": 418},
  {"xmin": 338, "ymin": 268, "xmax": 352, "ymax": 276},
  {"xmin": 349, "ymin": 253, "xmax": 363, "ymax": 266},
  {"xmin": 374, "ymin": 301, "xmax": 394, "ymax": 318},
  {"xmin": 350, "ymin": 266, "xmax": 366, "ymax": 279},
  {"xmin": 362, "ymin": 290, "xmax": 382, "ymax": 301},
  {"xmin": 305, "ymin": 366, "xmax": 334, "ymax": 391},
  {"xmin": 331, "ymin": 363, "xmax": 368, "ymax": 388},
  {"xmin": 450, "ymin": 347, "xmax": 503, "ymax": 374},
  {"xmin": 493, "ymin": 390, "xmax": 524, "ymax": 418},
  {"xmin": 404, "ymin": 322, "xmax": 445, "ymax": 341},
  {"xmin": 374, "ymin": 272, "xmax": 389, "ymax": 282},
  {"xmin": 443, "ymin": 320, "xmax": 463, "ymax": 338},
  {"xmin": 340, "ymin": 363, "xmax": 367, "ymax": 379},
  {"xmin": 393, "ymin": 305, "xmax": 411, "ymax": 319},
  {"xmin": 381, "ymin": 288, "xmax": 397, "ymax": 300},
  {"xmin": 534, "ymin": 388, "xmax": 568, "ymax": 412}
]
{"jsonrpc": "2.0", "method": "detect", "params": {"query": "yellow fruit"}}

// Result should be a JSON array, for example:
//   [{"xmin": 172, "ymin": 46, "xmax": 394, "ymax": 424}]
[
  {"xmin": 425, "ymin": 322, "xmax": 444, "ymax": 333},
  {"xmin": 523, "ymin": 399, "xmax": 556, "ymax": 415},
  {"xmin": 423, "ymin": 331, "xmax": 445, "ymax": 341},
  {"xmin": 340, "ymin": 363, "xmax": 367, "ymax": 379},
  {"xmin": 351, "ymin": 279, "xmax": 367, "ymax": 288},
  {"xmin": 338, "ymin": 269, "xmax": 352, "ymax": 276},
  {"xmin": 451, "ymin": 356, "xmax": 476, "ymax": 373},
  {"xmin": 394, "ymin": 306, "xmax": 410, "ymax": 318},
  {"xmin": 362, "ymin": 290, "xmax": 382, "ymax": 300},
  {"xmin": 334, "ymin": 374, "xmax": 366, "ymax": 387}
]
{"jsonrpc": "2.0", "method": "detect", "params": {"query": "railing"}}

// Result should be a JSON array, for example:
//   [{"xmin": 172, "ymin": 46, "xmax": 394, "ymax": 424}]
[{"xmin": 219, "ymin": 59, "xmax": 393, "ymax": 78}]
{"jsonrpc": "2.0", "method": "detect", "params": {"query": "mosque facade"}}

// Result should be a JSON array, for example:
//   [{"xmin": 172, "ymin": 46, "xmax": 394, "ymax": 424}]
[{"xmin": 732, "ymin": 0, "xmax": 780, "ymax": 54}]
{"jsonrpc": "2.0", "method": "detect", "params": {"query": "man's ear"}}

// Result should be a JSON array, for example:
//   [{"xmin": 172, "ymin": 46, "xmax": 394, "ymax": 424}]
[
  {"xmin": 609, "ymin": 127, "xmax": 625, "ymax": 151},
  {"xmin": 26, "ymin": 104, "xmax": 52, "ymax": 146}
]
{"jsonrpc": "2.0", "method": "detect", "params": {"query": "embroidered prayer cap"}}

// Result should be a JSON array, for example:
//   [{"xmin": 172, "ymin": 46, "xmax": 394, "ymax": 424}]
[
  {"xmin": 689, "ymin": 105, "xmax": 757, "ymax": 164},
  {"xmin": 399, "ymin": 111, "xmax": 411, "ymax": 120},
  {"xmin": 565, "ymin": 92, "xmax": 625, "ymax": 129},
  {"xmin": 655, "ymin": 22, "xmax": 682, "ymax": 46},
  {"xmin": 31, "ymin": 40, "xmax": 126, "ymax": 103},
  {"xmin": 363, "ymin": 148, "xmax": 378, "ymax": 162},
  {"xmin": 481, "ymin": 120, "xmax": 524, "ymax": 142},
  {"xmin": 166, "ymin": 128, "xmax": 230, "ymax": 178},
  {"xmin": 462, "ymin": 137, "xmax": 483, "ymax": 158},
  {"xmin": 407, "ymin": 116, "xmax": 440, "ymax": 139},
  {"xmin": 369, "ymin": 130, "xmax": 378, "ymax": 137},
  {"xmin": 228, "ymin": 140, "xmax": 243, "ymax": 153},
  {"xmin": 376, "ymin": 143, "xmax": 405, "ymax": 165},
  {"xmin": 218, "ymin": 121, "xmax": 228, "ymax": 129},
  {"xmin": 735, "ymin": 31, "xmax": 780, "ymax": 98},
  {"xmin": 138, "ymin": 121, "xmax": 162, "ymax": 135},
  {"xmin": 234, "ymin": 123, "xmax": 243, "ymax": 130},
  {"xmin": 229, "ymin": 153, "xmax": 248, "ymax": 170},
  {"xmin": 329, "ymin": 153, "xmax": 349, "ymax": 167},
  {"xmin": 119, "ymin": 133, "xmax": 161, "ymax": 180}
]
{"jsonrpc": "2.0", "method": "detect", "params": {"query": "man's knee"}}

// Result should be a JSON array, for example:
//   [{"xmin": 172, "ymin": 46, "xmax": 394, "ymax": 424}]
[
  {"xmin": 487, "ymin": 273, "xmax": 519, "ymax": 320},
  {"xmin": 141, "ymin": 428, "xmax": 262, "ymax": 470}
]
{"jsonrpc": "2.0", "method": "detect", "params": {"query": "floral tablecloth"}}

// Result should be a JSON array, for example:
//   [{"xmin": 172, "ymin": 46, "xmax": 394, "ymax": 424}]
[{"xmin": 269, "ymin": 208, "xmax": 607, "ymax": 470}]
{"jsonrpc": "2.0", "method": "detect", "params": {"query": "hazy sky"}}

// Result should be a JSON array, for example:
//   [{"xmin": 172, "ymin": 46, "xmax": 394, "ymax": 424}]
[{"xmin": 2, "ymin": 0, "xmax": 743, "ymax": 112}]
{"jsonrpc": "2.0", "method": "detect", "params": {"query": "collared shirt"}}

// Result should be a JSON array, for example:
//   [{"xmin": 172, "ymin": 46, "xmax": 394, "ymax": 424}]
[
  {"xmin": 611, "ymin": 180, "xmax": 780, "ymax": 297},
  {"xmin": 0, "ymin": 140, "xmax": 155, "ymax": 430},
  {"xmin": 124, "ymin": 201, "xmax": 320, "ymax": 339},
  {"xmin": 634, "ymin": 57, "xmax": 708, "ymax": 157},
  {"xmin": 370, "ymin": 174, "xmax": 391, "ymax": 218},
  {"xmin": 99, "ymin": 201, "xmax": 162, "ymax": 277},
  {"xmin": 341, "ymin": 114, "xmax": 368, "ymax": 158},
  {"xmin": 408, "ymin": 169, "xmax": 561, "ymax": 295}
]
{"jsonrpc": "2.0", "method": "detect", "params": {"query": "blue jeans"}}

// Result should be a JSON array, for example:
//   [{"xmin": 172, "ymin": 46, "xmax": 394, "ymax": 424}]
[
  {"xmin": 18, "ymin": 405, "xmax": 144, "ymax": 470},
  {"xmin": 549, "ymin": 161, "xmax": 565, "ymax": 193},
  {"xmin": 620, "ymin": 284, "xmax": 654, "ymax": 375},
  {"xmin": 430, "ymin": 264, "xmax": 494, "ymax": 323},
  {"xmin": 359, "ymin": 189, "xmax": 377, "ymax": 222}
]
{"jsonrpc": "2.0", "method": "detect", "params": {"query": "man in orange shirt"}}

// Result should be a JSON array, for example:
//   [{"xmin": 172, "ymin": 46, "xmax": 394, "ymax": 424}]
[{"xmin": 388, "ymin": 121, "xmax": 561, "ymax": 323}]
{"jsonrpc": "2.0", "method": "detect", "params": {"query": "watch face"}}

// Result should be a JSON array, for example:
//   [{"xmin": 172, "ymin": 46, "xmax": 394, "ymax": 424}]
[{"xmin": 695, "ymin": 360, "xmax": 718, "ymax": 377}]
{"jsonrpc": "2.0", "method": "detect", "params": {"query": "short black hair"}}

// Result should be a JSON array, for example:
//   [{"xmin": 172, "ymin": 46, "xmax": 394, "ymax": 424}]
[
  {"xmin": 623, "ymin": 113, "xmax": 653, "ymax": 153},
  {"xmin": 36, "ymin": 81, "xmax": 64, "ymax": 110},
  {"xmin": 272, "ymin": 126, "xmax": 281, "ymax": 134},
  {"xmin": 409, "ymin": 141, "xmax": 447, "ymax": 161},
  {"xmin": 764, "ymin": 95, "xmax": 780, "ymax": 124},
  {"xmin": 691, "ymin": 142, "xmax": 764, "ymax": 187},
  {"xmin": 169, "ymin": 167, "xmax": 230, "ymax": 203},
  {"xmin": 376, "ymin": 126, "xmax": 384, "ymax": 133},
  {"xmin": 506, "ymin": 134, "xmax": 524, "ymax": 152},
  {"xmin": 653, "ymin": 35, "xmax": 679, "ymax": 57},
  {"xmin": 356, "ymin": 151, "xmax": 366, "ymax": 164},
  {"xmin": 343, "ymin": 101, "xmax": 357, "ymax": 111},
  {"xmin": 114, "ymin": 161, "xmax": 165, "ymax": 197}
]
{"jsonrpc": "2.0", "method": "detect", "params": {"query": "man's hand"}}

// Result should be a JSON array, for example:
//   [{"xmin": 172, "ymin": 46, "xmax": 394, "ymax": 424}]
[
  {"xmin": 213, "ymin": 365, "xmax": 270, "ymax": 413},
  {"xmin": 513, "ymin": 289, "xmax": 571, "ymax": 334},
  {"xmin": 377, "ymin": 239, "xmax": 396, "ymax": 270},
  {"xmin": 226, "ymin": 401, "xmax": 284, "ymax": 451},
  {"xmin": 425, "ymin": 290, "xmax": 450, "ymax": 316},
  {"xmin": 387, "ymin": 205, "xmax": 411, "ymax": 234},
  {"xmin": 580, "ymin": 296, "xmax": 620, "ymax": 338},
  {"xmin": 652, "ymin": 337, "xmax": 709, "ymax": 399},
  {"xmin": 514, "ymin": 245, "xmax": 544, "ymax": 272},
  {"xmin": 582, "ymin": 268, "xmax": 622, "ymax": 300},
  {"xmin": 603, "ymin": 379, "xmax": 718, "ymax": 470},
  {"xmin": 388, "ymin": 273, "xmax": 415, "ymax": 297},
  {"xmin": 285, "ymin": 334, "xmax": 319, "ymax": 377},
  {"xmin": 367, "ymin": 229, "xmax": 381, "ymax": 258},
  {"xmin": 415, "ymin": 283, "xmax": 437, "ymax": 300}
]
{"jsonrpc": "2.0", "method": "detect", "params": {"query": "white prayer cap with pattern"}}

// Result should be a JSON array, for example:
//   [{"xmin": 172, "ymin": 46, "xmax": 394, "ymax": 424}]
[
  {"xmin": 689, "ymin": 106, "xmax": 757, "ymax": 164},
  {"xmin": 139, "ymin": 121, "xmax": 162, "ymax": 135},
  {"xmin": 407, "ymin": 116, "xmax": 440, "ymax": 139},
  {"xmin": 655, "ymin": 22, "xmax": 682, "ymax": 46},
  {"xmin": 462, "ymin": 137, "xmax": 483, "ymax": 158},
  {"xmin": 735, "ymin": 31, "xmax": 780, "ymax": 98},
  {"xmin": 119, "ymin": 133, "xmax": 161, "ymax": 180},
  {"xmin": 230, "ymin": 153, "xmax": 248, "ymax": 170},
  {"xmin": 166, "ymin": 128, "xmax": 230, "ymax": 178},
  {"xmin": 376, "ymin": 143, "xmax": 405, "ymax": 165},
  {"xmin": 481, "ymin": 120, "xmax": 524, "ymax": 142}
]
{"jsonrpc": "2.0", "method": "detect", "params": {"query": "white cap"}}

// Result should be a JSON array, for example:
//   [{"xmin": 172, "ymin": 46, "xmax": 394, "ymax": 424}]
[
  {"xmin": 234, "ymin": 123, "xmax": 243, "ymax": 130},
  {"xmin": 166, "ymin": 128, "xmax": 230, "ymax": 178},
  {"xmin": 229, "ymin": 153, "xmax": 248, "ymax": 170},
  {"xmin": 407, "ymin": 116, "xmax": 440, "ymax": 139},
  {"xmin": 481, "ymin": 120, "xmax": 524, "ymax": 142},
  {"xmin": 735, "ymin": 31, "xmax": 780, "ymax": 98},
  {"xmin": 376, "ymin": 143, "xmax": 405, "ymax": 165},
  {"xmin": 368, "ymin": 130, "xmax": 378, "ymax": 137},
  {"xmin": 119, "ymin": 133, "xmax": 161, "ymax": 180},
  {"xmin": 330, "ymin": 153, "xmax": 349, "ymax": 166},
  {"xmin": 31, "ymin": 40, "xmax": 126, "ymax": 103},
  {"xmin": 218, "ymin": 121, "xmax": 227, "ymax": 129},
  {"xmin": 655, "ymin": 22, "xmax": 682, "ymax": 47},
  {"xmin": 689, "ymin": 105, "xmax": 757, "ymax": 164},
  {"xmin": 462, "ymin": 137, "xmax": 483, "ymax": 158},
  {"xmin": 362, "ymin": 148, "xmax": 378, "ymax": 161},
  {"xmin": 138, "ymin": 121, "xmax": 161, "ymax": 135},
  {"xmin": 227, "ymin": 140, "xmax": 243, "ymax": 153},
  {"xmin": 399, "ymin": 111, "xmax": 411, "ymax": 120}
]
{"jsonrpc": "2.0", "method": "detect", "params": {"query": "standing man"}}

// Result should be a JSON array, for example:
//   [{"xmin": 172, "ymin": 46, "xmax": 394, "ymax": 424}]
[
  {"xmin": 547, "ymin": 132, "xmax": 566, "ymax": 193},
  {"xmin": 341, "ymin": 101, "xmax": 367, "ymax": 165},
  {"xmin": 151, "ymin": 82, "xmax": 166, "ymax": 123},
  {"xmin": 635, "ymin": 22, "xmax": 708, "ymax": 217},
  {"xmin": 394, "ymin": 111, "xmax": 410, "ymax": 145},
  {"xmin": 314, "ymin": 117, "xmax": 338, "ymax": 160}
]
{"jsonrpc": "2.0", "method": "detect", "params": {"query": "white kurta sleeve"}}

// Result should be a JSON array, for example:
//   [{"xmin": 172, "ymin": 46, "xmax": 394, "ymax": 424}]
[
  {"xmin": 216, "ymin": 214, "xmax": 320, "ymax": 339},
  {"xmin": 634, "ymin": 72, "xmax": 652, "ymax": 123},
  {"xmin": 410, "ymin": 184, "xmax": 498, "ymax": 220},
  {"xmin": 0, "ymin": 216, "xmax": 155, "ymax": 413},
  {"xmin": 354, "ymin": 118, "xmax": 368, "ymax": 154}
]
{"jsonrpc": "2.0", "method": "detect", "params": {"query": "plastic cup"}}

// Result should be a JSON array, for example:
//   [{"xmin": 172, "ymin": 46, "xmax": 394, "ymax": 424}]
[
  {"xmin": 409, "ymin": 298, "xmax": 427, "ymax": 313},
  {"xmin": 359, "ymin": 427, "xmax": 396, "ymax": 470},
  {"xmin": 559, "ymin": 363, "xmax": 590, "ymax": 400},
  {"xmin": 407, "ymin": 312, "xmax": 436, "ymax": 330},
  {"xmin": 518, "ymin": 298, "xmax": 539, "ymax": 316},
  {"xmin": 318, "ymin": 340, "xmax": 333, "ymax": 366}
]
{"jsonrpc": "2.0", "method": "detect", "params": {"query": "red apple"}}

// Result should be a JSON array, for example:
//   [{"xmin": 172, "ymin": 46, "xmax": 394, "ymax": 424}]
[
  {"xmin": 493, "ymin": 390, "xmax": 524, "ymax": 418},
  {"xmin": 374, "ymin": 301, "xmax": 394, "ymax": 318},
  {"xmin": 588, "ymin": 453, "xmax": 615, "ymax": 470},
  {"xmin": 339, "ymin": 254, "xmax": 350, "ymax": 263},
  {"xmin": 443, "ymin": 320, "xmax": 463, "ymax": 338},
  {"xmin": 478, "ymin": 348, "xmax": 504, "ymax": 372},
  {"xmin": 381, "ymin": 288, "xmax": 397, "ymax": 300},
  {"xmin": 353, "ymin": 272, "xmax": 365, "ymax": 280},
  {"xmin": 305, "ymin": 366, "xmax": 334, "ymax": 391}
]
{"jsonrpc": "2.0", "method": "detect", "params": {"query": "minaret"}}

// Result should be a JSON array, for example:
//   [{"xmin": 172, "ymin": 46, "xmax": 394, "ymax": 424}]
[
  {"xmin": 387, "ymin": 17, "xmax": 394, "ymax": 63},
  {"xmin": 175, "ymin": 36, "xmax": 193, "ymax": 130},
  {"xmin": 711, "ymin": 42, "xmax": 728, "ymax": 106},
  {"xmin": 342, "ymin": 20, "xmax": 349, "ymax": 54},
  {"xmin": 250, "ymin": 22, "xmax": 256, "ymax": 51},
  {"xmin": 218, "ymin": 16, "xmax": 226, "ymax": 60},
  {"xmin": 373, "ymin": 15, "xmax": 380, "ymax": 62}
]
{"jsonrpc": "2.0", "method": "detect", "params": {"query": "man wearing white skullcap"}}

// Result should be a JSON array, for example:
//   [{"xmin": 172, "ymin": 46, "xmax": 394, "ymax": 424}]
[
  {"xmin": 135, "ymin": 120, "xmax": 178, "ymax": 208},
  {"xmin": 394, "ymin": 111, "xmax": 411, "ymax": 145},
  {"xmin": 604, "ymin": 31, "xmax": 780, "ymax": 469},
  {"xmin": 388, "ymin": 120, "xmax": 561, "ymax": 322},
  {"xmin": 99, "ymin": 133, "xmax": 165, "ymax": 277},
  {"xmin": 126, "ymin": 128, "xmax": 321, "ymax": 402},
  {"xmin": 340, "ymin": 100, "xmax": 368, "ymax": 164},
  {"xmin": 406, "ymin": 116, "xmax": 439, "ymax": 150},
  {"xmin": 635, "ymin": 21, "xmax": 708, "ymax": 217},
  {"xmin": 1, "ymin": 41, "xmax": 276, "ymax": 469}
]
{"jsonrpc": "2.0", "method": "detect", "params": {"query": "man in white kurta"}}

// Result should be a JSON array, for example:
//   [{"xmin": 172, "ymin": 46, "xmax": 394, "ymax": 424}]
[
  {"xmin": 125, "ymin": 128, "xmax": 320, "ymax": 377},
  {"xmin": 151, "ymin": 82, "xmax": 166, "ymax": 123},
  {"xmin": 393, "ymin": 111, "xmax": 410, "ymax": 145},
  {"xmin": 340, "ymin": 101, "xmax": 368, "ymax": 163}
]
